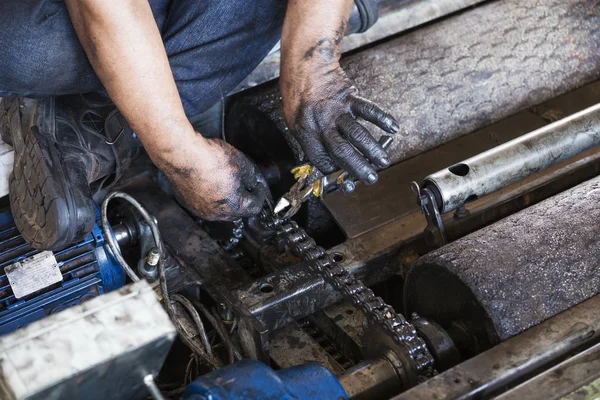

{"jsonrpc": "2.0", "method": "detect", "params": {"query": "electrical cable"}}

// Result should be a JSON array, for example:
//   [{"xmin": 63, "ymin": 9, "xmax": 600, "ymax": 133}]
[
  {"xmin": 101, "ymin": 191, "xmax": 223, "ymax": 370},
  {"xmin": 193, "ymin": 299, "xmax": 242, "ymax": 363},
  {"xmin": 172, "ymin": 294, "xmax": 214, "ymax": 359}
]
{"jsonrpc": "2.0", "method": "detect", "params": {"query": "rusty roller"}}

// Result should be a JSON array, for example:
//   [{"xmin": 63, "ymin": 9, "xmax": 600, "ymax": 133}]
[{"xmin": 404, "ymin": 176, "xmax": 600, "ymax": 354}]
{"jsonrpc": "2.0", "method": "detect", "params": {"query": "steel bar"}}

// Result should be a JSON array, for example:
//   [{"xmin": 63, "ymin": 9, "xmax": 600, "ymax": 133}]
[
  {"xmin": 324, "ymin": 82, "xmax": 600, "ymax": 238},
  {"xmin": 394, "ymin": 294, "xmax": 600, "ymax": 400},
  {"xmin": 338, "ymin": 358, "xmax": 402, "ymax": 400},
  {"xmin": 423, "ymin": 104, "xmax": 600, "ymax": 213},
  {"xmin": 405, "ymin": 175, "xmax": 600, "ymax": 344}
]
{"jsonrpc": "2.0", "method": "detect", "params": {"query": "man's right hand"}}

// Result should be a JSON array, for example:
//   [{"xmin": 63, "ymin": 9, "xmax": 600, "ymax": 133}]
[
  {"xmin": 159, "ymin": 136, "xmax": 267, "ymax": 221},
  {"xmin": 65, "ymin": 1, "xmax": 268, "ymax": 220}
]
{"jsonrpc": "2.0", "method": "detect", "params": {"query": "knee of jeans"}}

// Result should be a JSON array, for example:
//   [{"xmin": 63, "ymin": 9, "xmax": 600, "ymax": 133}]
[
  {"xmin": 0, "ymin": 39, "xmax": 101, "ymax": 97},
  {"xmin": 239, "ymin": 0, "xmax": 287, "ymax": 40},
  {"xmin": 0, "ymin": 5, "xmax": 101, "ymax": 97}
]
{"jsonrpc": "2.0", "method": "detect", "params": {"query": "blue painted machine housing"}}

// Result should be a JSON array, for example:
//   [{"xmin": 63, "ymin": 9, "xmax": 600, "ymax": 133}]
[
  {"xmin": 0, "ymin": 210, "xmax": 125, "ymax": 335},
  {"xmin": 183, "ymin": 360, "xmax": 348, "ymax": 400}
]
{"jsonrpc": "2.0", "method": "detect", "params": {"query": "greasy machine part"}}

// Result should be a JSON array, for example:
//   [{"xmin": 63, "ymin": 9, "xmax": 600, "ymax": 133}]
[
  {"xmin": 423, "ymin": 103, "xmax": 600, "ymax": 214},
  {"xmin": 259, "ymin": 208, "xmax": 436, "ymax": 383},
  {"xmin": 396, "ymin": 294, "xmax": 600, "ymax": 400},
  {"xmin": 405, "ymin": 175, "xmax": 600, "ymax": 346},
  {"xmin": 228, "ymin": 0, "xmax": 600, "ymax": 165}
]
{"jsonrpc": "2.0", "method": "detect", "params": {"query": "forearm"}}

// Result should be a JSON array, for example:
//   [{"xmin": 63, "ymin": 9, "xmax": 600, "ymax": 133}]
[
  {"xmin": 64, "ymin": 0, "xmax": 205, "ymax": 169},
  {"xmin": 280, "ymin": 0, "xmax": 353, "ymax": 96},
  {"xmin": 279, "ymin": 0, "xmax": 397, "ymax": 183}
]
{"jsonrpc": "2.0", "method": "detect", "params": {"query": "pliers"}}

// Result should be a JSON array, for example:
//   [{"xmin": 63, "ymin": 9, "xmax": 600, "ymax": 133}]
[
  {"xmin": 273, "ymin": 165, "xmax": 320, "ymax": 220},
  {"xmin": 274, "ymin": 134, "xmax": 393, "ymax": 220}
]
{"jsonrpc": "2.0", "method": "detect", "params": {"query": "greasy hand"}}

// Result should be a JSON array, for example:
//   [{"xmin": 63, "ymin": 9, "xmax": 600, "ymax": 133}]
[
  {"xmin": 161, "ymin": 137, "xmax": 267, "ymax": 221},
  {"xmin": 282, "ymin": 64, "xmax": 399, "ymax": 186}
]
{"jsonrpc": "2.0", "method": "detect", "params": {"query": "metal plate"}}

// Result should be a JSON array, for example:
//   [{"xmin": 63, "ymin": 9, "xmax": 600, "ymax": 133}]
[
  {"xmin": 5, "ymin": 251, "xmax": 62, "ymax": 299},
  {"xmin": 0, "ymin": 281, "xmax": 176, "ymax": 400}
]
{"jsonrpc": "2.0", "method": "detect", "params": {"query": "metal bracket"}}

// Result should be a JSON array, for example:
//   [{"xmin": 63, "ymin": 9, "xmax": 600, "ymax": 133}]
[{"xmin": 410, "ymin": 182, "xmax": 447, "ymax": 248}]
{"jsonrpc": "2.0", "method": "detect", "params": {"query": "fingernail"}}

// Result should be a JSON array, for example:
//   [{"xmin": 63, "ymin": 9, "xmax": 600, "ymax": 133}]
[
  {"xmin": 367, "ymin": 172, "xmax": 378, "ymax": 184},
  {"xmin": 390, "ymin": 120, "xmax": 400, "ymax": 133},
  {"xmin": 380, "ymin": 156, "xmax": 390, "ymax": 167}
]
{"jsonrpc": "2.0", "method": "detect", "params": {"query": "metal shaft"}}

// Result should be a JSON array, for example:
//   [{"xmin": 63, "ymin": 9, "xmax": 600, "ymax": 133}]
[
  {"xmin": 338, "ymin": 357, "xmax": 402, "ymax": 400},
  {"xmin": 423, "ymin": 103, "xmax": 600, "ymax": 213}
]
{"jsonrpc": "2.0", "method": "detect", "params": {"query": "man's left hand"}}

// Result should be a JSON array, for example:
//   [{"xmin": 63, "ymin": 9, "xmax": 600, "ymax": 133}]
[{"xmin": 282, "ymin": 63, "xmax": 398, "ymax": 187}]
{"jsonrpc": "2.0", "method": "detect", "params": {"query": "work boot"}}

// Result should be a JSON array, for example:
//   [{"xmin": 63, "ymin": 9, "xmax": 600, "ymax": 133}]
[{"xmin": 3, "ymin": 94, "xmax": 139, "ymax": 250}]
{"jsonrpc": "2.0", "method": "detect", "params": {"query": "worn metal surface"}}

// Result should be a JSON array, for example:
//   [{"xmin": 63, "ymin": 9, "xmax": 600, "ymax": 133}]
[
  {"xmin": 0, "ymin": 281, "xmax": 176, "ymax": 400},
  {"xmin": 229, "ymin": 0, "xmax": 600, "ymax": 166},
  {"xmin": 270, "ymin": 324, "xmax": 346, "ymax": 374},
  {"xmin": 497, "ymin": 342, "xmax": 600, "ymax": 400},
  {"xmin": 562, "ymin": 376, "xmax": 600, "ymax": 400},
  {"xmin": 236, "ymin": 260, "xmax": 341, "ymax": 332},
  {"xmin": 395, "ymin": 294, "xmax": 600, "ymax": 400},
  {"xmin": 232, "ymin": 0, "xmax": 485, "ymax": 93},
  {"xmin": 424, "ymin": 103, "xmax": 600, "ymax": 213},
  {"xmin": 311, "ymin": 300, "xmax": 366, "ymax": 363},
  {"xmin": 269, "ymin": 302, "xmax": 366, "ymax": 386},
  {"xmin": 338, "ymin": 358, "xmax": 402, "ymax": 400},
  {"xmin": 126, "ymin": 185, "xmax": 274, "ymax": 362},
  {"xmin": 406, "ymin": 175, "xmax": 600, "ymax": 344},
  {"xmin": 129, "ymin": 188, "xmax": 252, "ymax": 290}
]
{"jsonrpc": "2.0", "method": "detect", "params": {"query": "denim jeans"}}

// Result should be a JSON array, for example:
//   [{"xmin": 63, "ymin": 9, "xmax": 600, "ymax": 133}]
[{"xmin": 0, "ymin": 0, "xmax": 286, "ymax": 116}]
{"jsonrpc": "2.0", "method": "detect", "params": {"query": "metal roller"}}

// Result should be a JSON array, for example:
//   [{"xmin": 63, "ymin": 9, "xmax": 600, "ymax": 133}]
[
  {"xmin": 422, "ymin": 104, "xmax": 600, "ymax": 213},
  {"xmin": 228, "ymin": 0, "xmax": 600, "ymax": 166},
  {"xmin": 404, "ymin": 175, "xmax": 600, "ymax": 349}
]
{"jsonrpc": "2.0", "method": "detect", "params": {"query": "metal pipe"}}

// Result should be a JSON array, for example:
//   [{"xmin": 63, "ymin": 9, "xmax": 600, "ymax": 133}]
[
  {"xmin": 112, "ymin": 223, "xmax": 134, "ymax": 247},
  {"xmin": 338, "ymin": 358, "xmax": 402, "ymax": 400},
  {"xmin": 423, "ymin": 104, "xmax": 600, "ymax": 213},
  {"xmin": 393, "ymin": 293, "xmax": 600, "ymax": 400},
  {"xmin": 144, "ymin": 375, "xmax": 166, "ymax": 400}
]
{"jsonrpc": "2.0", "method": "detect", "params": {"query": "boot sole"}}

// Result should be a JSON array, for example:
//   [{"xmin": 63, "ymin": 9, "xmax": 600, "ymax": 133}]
[{"xmin": 8, "ymin": 99, "xmax": 86, "ymax": 250}]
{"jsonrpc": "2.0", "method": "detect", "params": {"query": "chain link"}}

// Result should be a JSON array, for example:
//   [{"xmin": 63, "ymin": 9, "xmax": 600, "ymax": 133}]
[
  {"xmin": 218, "ymin": 219, "xmax": 245, "ymax": 259},
  {"xmin": 260, "ymin": 209, "xmax": 437, "ymax": 379}
]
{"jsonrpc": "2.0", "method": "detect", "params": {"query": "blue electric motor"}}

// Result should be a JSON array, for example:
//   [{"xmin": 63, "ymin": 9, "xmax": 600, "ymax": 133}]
[
  {"xmin": 0, "ymin": 209, "xmax": 125, "ymax": 335},
  {"xmin": 183, "ymin": 360, "xmax": 349, "ymax": 400}
]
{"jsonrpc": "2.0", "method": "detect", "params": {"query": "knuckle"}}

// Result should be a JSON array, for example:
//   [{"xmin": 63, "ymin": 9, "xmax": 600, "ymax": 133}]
[{"xmin": 348, "ymin": 125, "xmax": 370, "ymax": 142}]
